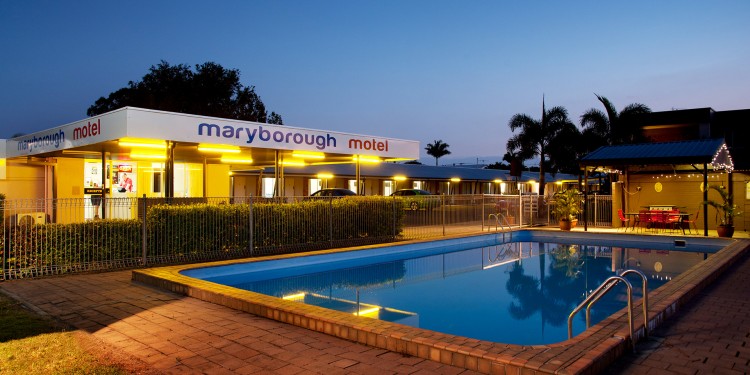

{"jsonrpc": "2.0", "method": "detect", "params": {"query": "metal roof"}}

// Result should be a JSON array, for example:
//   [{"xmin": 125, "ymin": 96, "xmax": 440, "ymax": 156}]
[
  {"xmin": 580, "ymin": 139, "xmax": 733, "ymax": 171},
  {"xmin": 258, "ymin": 162, "xmax": 578, "ymax": 183}
]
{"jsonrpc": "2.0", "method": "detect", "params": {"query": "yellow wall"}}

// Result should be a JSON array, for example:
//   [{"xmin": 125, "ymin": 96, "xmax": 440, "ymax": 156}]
[
  {"xmin": 205, "ymin": 164, "xmax": 231, "ymax": 197},
  {"xmin": 0, "ymin": 161, "xmax": 46, "ymax": 200},
  {"xmin": 624, "ymin": 172, "xmax": 749, "ymax": 231},
  {"xmin": 57, "ymin": 158, "xmax": 85, "ymax": 200}
]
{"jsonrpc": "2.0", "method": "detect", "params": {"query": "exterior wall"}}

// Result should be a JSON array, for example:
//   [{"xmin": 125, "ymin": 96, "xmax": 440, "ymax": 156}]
[
  {"xmin": 283, "ymin": 176, "xmax": 304, "ymax": 197},
  {"xmin": 56, "ymin": 158, "xmax": 86, "ymax": 223},
  {"xmin": 205, "ymin": 164, "xmax": 231, "ymax": 197},
  {"xmin": 56, "ymin": 158, "xmax": 85, "ymax": 200},
  {"xmin": 624, "ymin": 172, "xmax": 749, "ymax": 231},
  {"xmin": 1, "ymin": 161, "xmax": 46, "ymax": 200}
]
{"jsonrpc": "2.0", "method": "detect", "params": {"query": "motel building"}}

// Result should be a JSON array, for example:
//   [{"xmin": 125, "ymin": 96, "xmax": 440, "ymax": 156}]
[
  {"xmin": 0, "ymin": 107, "xmax": 575, "ymax": 225},
  {"xmin": 0, "ymin": 107, "xmax": 421, "ymax": 223}
]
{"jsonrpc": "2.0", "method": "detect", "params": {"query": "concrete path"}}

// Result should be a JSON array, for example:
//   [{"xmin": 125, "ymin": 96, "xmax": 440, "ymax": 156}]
[{"xmin": 1, "ymin": 271, "xmax": 480, "ymax": 375}]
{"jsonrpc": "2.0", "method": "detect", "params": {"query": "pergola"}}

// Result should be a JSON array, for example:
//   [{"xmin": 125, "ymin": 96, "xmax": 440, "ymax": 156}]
[{"xmin": 579, "ymin": 139, "xmax": 734, "ymax": 236}]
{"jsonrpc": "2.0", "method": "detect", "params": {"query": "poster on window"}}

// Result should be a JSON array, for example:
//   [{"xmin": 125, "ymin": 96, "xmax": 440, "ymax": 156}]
[{"xmin": 114, "ymin": 164, "xmax": 136, "ymax": 194}]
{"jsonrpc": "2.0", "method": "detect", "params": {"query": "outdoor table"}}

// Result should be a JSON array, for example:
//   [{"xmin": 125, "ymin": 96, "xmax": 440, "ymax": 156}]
[{"xmin": 627, "ymin": 211, "xmax": 691, "ymax": 234}]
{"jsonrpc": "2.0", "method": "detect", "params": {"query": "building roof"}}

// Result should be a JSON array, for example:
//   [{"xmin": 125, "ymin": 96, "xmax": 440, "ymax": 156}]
[
  {"xmin": 580, "ymin": 139, "xmax": 733, "ymax": 171},
  {"xmin": 260, "ymin": 162, "xmax": 578, "ymax": 183},
  {"xmin": 2, "ymin": 106, "xmax": 420, "ymax": 164}
]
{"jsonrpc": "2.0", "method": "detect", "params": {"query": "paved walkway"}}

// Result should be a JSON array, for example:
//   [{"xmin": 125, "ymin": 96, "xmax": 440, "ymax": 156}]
[
  {"xmin": 1, "ymin": 271, "xmax": 481, "ymax": 374},
  {"xmin": 2, "ymin": 230, "xmax": 749, "ymax": 374},
  {"xmin": 606, "ymin": 247, "xmax": 750, "ymax": 374}
]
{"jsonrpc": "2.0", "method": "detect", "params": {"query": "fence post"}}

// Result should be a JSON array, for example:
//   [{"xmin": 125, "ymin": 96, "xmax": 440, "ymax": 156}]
[
  {"xmin": 392, "ymin": 196, "xmax": 397, "ymax": 239},
  {"xmin": 441, "ymin": 194, "xmax": 446, "ymax": 236},
  {"xmin": 329, "ymin": 198, "xmax": 334, "ymax": 246},
  {"xmin": 481, "ymin": 194, "xmax": 485, "ymax": 232},
  {"xmin": 594, "ymin": 195, "xmax": 598, "ymax": 227},
  {"xmin": 141, "ymin": 194, "xmax": 147, "ymax": 266},
  {"xmin": 248, "ymin": 195, "xmax": 254, "ymax": 256}
]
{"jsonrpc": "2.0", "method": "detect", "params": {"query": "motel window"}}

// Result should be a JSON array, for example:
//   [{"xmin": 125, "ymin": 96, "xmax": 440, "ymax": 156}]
[
  {"xmin": 153, "ymin": 171, "xmax": 162, "ymax": 193},
  {"xmin": 413, "ymin": 181, "xmax": 423, "ymax": 190},
  {"xmin": 348, "ymin": 180, "xmax": 358, "ymax": 194},
  {"xmin": 262, "ymin": 177, "xmax": 275, "ymax": 198},
  {"xmin": 383, "ymin": 180, "xmax": 394, "ymax": 196},
  {"xmin": 309, "ymin": 179, "xmax": 323, "ymax": 193}
]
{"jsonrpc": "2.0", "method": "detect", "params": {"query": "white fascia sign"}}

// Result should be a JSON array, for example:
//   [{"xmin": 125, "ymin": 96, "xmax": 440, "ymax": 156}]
[
  {"xmin": 125, "ymin": 108, "xmax": 420, "ymax": 159},
  {"xmin": 6, "ymin": 108, "xmax": 128, "ymax": 158},
  {"xmin": 5, "ymin": 107, "xmax": 420, "ymax": 160}
]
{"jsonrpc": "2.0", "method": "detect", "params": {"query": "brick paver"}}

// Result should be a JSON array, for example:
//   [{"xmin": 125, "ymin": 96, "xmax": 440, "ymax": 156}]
[
  {"xmin": 2, "ymin": 228, "xmax": 749, "ymax": 374},
  {"xmin": 0, "ymin": 271, "xmax": 481, "ymax": 375},
  {"xmin": 606, "ymin": 249, "xmax": 750, "ymax": 374}
]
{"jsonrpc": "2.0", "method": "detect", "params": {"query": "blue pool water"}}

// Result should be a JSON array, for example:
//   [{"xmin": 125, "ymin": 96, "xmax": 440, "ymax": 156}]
[{"xmin": 183, "ymin": 232, "xmax": 725, "ymax": 345}]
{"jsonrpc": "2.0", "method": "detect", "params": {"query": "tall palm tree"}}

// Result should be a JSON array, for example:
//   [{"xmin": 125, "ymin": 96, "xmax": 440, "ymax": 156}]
[
  {"xmin": 506, "ymin": 99, "xmax": 575, "ymax": 196},
  {"xmin": 425, "ymin": 140, "xmax": 451, "ymax": 166},
  {"xmin": 580, "ymin": 94, "xmax": 651, "ymax": 150}
]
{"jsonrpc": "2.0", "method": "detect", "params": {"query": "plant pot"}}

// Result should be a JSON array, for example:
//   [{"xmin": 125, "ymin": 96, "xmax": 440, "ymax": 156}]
[
  {"xmin": 717, "ymin": 225, "xmax": 734, "ymax": 238},
  {"xmin": 559, "ymin": 220, "xmax": 573, "ymax": 231}
]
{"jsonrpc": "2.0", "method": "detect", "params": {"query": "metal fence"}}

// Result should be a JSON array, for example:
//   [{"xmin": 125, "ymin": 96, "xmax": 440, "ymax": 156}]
[{"xmin": 0, "ymin": 194, "xmax": 612, "ymax": 280}]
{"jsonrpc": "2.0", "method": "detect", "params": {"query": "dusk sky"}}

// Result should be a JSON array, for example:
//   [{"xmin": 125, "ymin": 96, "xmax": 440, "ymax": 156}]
[{"xmin": 1, "ymin": 1, "xmax": 748, "ymax": 164}]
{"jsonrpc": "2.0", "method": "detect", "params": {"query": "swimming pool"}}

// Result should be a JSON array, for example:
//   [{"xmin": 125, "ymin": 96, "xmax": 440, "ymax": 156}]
[{"xmin": 182, "ymin": 231, "xmax": 724, "ymax": 345}]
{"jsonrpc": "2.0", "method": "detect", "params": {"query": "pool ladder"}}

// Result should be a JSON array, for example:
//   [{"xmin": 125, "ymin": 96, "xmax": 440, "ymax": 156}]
[
  {"xmin": 488, "ymin": 213, "xmax": 513, "ymax": 242},
  {"xmin": 567, "ymin": 269, "xmax": 649, "ymax": 351}
]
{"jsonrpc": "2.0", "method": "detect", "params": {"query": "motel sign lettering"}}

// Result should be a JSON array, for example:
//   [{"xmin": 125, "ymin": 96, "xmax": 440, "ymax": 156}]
[
  {"xmin": 348, "ymin": 138, "xmax": 388, "ymax": 152},
  {"xmin": 73, "ymin": 119, "xmax": 101, "ymax": 140}
]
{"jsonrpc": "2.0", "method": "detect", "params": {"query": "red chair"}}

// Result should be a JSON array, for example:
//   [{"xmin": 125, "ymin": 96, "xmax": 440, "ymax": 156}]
[
  {"xmin": 682, "ymin": 209, "xmax": 699, "ymax": 234},
  {"xmin": 666, "ymin": 209, "xmax": 682, "ymax": 233},
  {"xmin": 617, "ymin": 209, "xmax": 630, "ymax": 231},
  {"xmin": 637, "ymin": 210, "xmax": 651, "ymax": 232}
]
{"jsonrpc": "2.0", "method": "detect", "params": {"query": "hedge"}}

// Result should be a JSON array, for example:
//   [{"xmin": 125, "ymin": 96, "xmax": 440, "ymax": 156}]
[{"xmin": 2, "ymin": 197, "xmax": 406, "ymax": 278}]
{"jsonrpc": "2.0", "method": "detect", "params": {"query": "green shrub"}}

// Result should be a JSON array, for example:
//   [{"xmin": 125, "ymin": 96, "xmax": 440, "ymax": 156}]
[{"xmin": 3, "ymin": 197, "xmax": 406, "ymax": 278}]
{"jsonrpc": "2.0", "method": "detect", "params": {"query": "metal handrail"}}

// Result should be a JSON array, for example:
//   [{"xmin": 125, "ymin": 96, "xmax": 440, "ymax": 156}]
[
  {"xmin": 488, "ymin": 213, "xmax": 512, "ymax": 242},
  {"xmin": 568, "ymin": 275, "xmax": 635, "ymax": 351},
  {"xmin": 619, "ymin": 269, "xmax": 649, "ymax": 337}
]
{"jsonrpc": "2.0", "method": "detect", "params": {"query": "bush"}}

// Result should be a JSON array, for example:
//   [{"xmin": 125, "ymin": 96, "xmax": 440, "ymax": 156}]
[{"xmin": 2, "ymin": 197, "xmax": 406, "ymax": 278}]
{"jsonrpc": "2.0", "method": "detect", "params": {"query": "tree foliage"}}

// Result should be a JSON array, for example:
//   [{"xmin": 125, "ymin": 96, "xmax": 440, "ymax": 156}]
[
  {"xmin": 87, "ymin": 61, "xmax": 283, "ymax": 124},
  {"xmin": 425, "ymin": 140, "xmax": 451, "ymax": 166},
  {"xmin": 506, "ymin": 100, "xmax": 580, "ymax": 196},
  {"xmin": 579, "ymin": 94, "xmax": 650, "ymax": 150}
]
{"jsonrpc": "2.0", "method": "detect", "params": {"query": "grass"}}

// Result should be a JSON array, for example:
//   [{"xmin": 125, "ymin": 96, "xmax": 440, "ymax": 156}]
[{"xmin": 0, "ymin": 292, "xmax": 135, "ymax": 374}]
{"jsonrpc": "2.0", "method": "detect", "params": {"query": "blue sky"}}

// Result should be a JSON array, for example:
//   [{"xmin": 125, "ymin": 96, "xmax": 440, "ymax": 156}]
[{"xmin": 1, "ymin": 1, "xmax": 748, "ymax": 164}]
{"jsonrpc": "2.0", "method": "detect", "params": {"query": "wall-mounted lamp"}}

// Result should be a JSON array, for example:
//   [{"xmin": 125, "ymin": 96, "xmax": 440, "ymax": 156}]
[
  {"xmin": 353, "ymin": 155, "xmax": 381, "ymax": 163},
  {"xmin": 198, "ymin": 144, "xmax": 241, "ymax": 153},
  {"xmin": 220, "ymin": 157, "xmax": 253, "ymax": 164},
  {"xmin": 130, "ymin": 153, "xmax": 167, "ymax": 160},
  {"xmin": 292, "ymin": 151, "xmax": 325, "ymax": 159},
  {"xmin": 119, "ymin": 138, "xmax": 167, "ymax": 150}
]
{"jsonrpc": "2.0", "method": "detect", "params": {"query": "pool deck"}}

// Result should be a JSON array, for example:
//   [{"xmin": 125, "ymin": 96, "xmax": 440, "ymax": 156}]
[{"xmin": 1, "ymin": 227, "xmax": 749, "ymax": 374}]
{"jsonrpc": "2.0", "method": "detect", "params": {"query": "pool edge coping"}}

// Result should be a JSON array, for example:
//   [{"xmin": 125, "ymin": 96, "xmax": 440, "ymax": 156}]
[{"xmin": 132, "ymin": 230, "xmax": 750, "ymax": 375}]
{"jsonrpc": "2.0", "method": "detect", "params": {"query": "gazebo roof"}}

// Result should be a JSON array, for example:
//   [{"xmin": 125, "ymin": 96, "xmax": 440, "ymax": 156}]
[{"xmin": 580, "ymin": 139, "xmax": 733, "ymax": 172}]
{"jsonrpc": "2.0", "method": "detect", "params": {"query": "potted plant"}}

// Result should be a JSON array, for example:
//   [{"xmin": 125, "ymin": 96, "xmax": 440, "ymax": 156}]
[
  {"xmin": 553, "ymin": 189, "xmax": 581, "ymax": 231},
  {"xmin": 703, "ymin": 184, "xmax": 742, "ymax": 238}
]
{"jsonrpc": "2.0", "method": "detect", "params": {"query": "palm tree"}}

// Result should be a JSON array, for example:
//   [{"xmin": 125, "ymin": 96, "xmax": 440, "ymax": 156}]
[
  {"xmin": 425, "ymin": 140, "xmax": 451, "ymax": 166},
  {"xmin": 506, "ymin": 99, "xmax": 575, "ymax": 196},
  {"xmin": 579, "ymin": 94, "xmax": 651, "ymax": 150}
]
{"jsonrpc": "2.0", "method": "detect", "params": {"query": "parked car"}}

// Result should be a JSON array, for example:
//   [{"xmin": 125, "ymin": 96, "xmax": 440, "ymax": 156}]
[
  {"xmin": 310, "ymin": 188, "xmax": 357, "ymax": 197},
  {"xmin": 391, "ymin": 189, "xmax": 440, "ymax": 210}
]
